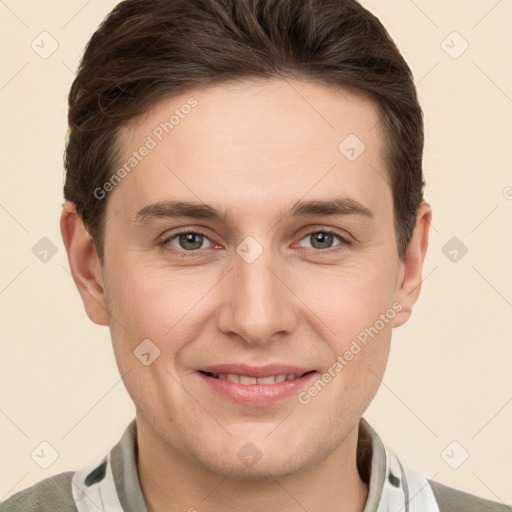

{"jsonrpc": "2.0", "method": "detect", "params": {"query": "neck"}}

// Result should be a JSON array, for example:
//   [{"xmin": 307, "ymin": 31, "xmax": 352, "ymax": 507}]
[{"xmin": 136, "ymin": 414, "xmax": 369, "ymax": 512}]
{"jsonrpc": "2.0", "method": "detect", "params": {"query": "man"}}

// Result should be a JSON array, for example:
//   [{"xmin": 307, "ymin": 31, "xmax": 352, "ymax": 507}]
[{"xmin": 2, "ymin": 0, "xmax": 509, "ymax": 511}]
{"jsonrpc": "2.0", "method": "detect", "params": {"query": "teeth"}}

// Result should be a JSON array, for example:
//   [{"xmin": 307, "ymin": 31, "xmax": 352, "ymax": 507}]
[
  {"xmin": 257, "ymin": 376, "xmax": 278, "ymax": 384},
  {"xmin": 239, "ymin": 376, "xmax": 257, "ymax": 385},
  {"xmin": 210, "ymin": 373, "xmax": 302, "ymax": 385}
]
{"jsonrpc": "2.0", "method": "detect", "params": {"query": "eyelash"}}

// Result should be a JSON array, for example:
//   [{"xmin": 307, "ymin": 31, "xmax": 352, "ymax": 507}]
[{"xmin": 158, "ymin": 227, "xmax": 352, "ymax": 257}]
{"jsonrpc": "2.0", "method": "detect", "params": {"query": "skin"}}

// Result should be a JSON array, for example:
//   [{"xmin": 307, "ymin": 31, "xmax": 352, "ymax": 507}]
[{"xmin": 61, "ymin": 78, "xmax": 431, "ymax": 512}]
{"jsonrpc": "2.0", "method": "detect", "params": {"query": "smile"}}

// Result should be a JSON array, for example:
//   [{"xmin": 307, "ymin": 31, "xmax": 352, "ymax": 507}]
[
  {"xmin": 196, "ymin": 368, "xmax": 318, "ymax": 407},
  {"xmin": 201, "ymin": 371, "xmax": 311, "ymax": 385}
]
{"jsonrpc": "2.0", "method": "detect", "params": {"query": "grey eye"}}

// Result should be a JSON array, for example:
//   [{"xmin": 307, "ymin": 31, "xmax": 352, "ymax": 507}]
[
  {"xmin": 167, "ymin": 232, "xmax": 212, "ymax": 251},
  {"xmin": 300, "ymin": 232, "xmax": 341, "ymax": 250}
]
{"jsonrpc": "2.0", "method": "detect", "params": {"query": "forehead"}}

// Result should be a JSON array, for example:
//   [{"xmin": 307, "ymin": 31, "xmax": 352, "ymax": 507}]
[{"xmin": 109, "ymin": 78, "xmax": 391, "ymax": 225}]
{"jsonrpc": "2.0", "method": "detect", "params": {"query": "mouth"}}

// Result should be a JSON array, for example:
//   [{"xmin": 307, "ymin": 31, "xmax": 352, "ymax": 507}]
[
  {"xmin": 199, "ymin": 370, "xmax": 315, "ymax": 385},
  {"xmin": 196, "ymin": 365, "xmax": 318, "ymax": 407}
]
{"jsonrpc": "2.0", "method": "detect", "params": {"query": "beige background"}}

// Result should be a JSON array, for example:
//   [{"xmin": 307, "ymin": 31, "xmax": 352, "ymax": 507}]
[{"xmin": 1, "ymin": 0, "xmax": 511, "ymax": 504}]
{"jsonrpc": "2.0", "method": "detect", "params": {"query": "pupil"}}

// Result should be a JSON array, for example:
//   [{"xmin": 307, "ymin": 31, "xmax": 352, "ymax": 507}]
[
  {"xmin": 312, "ymin": 232, "xmax": 333, "ymax": 249},
  {"xmin": 180, "ymin": 233, "xmax": 203, "ymax": 250}
]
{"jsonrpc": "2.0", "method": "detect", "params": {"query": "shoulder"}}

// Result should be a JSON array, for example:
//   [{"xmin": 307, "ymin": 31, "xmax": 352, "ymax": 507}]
[
  {"xmin": 430, "ymin": 480, "xmax": 511, "ymax": 512},
  {"xmin": 0, "ymin": 471, "xmax": 77, "ymax": 512}
]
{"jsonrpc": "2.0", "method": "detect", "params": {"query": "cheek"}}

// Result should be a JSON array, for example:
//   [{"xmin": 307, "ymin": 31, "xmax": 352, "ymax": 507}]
[
  {"xmin": 292, "ymin": 258, "xmax": 398, "ymax": 336},
  {"xmin": 103, "ymin": 258, "xmax": 225, "ymax": 383},
  {"xmin": 291, "ymin": 260, "xmax": 395, "ymax": 395},
  {"xmin": 104, "ymin": 258, "xmax": 205, "ymax": 335},
  {"xmin": 101, "ymin": 260, "xmax": 174, "ymax": 378}
]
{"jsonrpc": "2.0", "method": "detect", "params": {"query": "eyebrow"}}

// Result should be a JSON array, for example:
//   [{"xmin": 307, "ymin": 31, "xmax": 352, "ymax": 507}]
[{"xmin": 134, "ymin": 197, "xmax": 374, "ymax": 225}]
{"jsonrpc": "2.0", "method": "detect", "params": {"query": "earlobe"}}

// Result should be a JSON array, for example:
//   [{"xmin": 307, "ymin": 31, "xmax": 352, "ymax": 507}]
[
  {"xmin": 392, "ymin": 202, "xmax": 432, "ymax": 328},
  {"xmin": 60, "ymin": 201, "xmax": 109, "ymax": 326}
]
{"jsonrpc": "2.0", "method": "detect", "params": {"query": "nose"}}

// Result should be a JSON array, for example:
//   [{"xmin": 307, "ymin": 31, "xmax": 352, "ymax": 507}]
[{"xmin": 216, "ymin": 244, "xmax": 299, "ymax": 345}]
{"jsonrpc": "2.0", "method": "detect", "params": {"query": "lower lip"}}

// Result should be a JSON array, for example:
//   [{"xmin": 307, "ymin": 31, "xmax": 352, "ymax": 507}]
[{"xmin": 197, "ymin": 371, "xmax": 317, "ymax": 407}]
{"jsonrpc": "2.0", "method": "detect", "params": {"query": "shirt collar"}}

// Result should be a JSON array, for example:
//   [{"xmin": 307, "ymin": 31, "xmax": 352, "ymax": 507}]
[
  {"xmin": 359, "ymin": 418, "xmax": 388, "ymax": 511},
  {"xmin": 109, "ymin": 417, "xmax": 389, "ymax": 512},
  {"xmin": 110, "ymin": 418, "xmax": 148, "ymax": 512}
]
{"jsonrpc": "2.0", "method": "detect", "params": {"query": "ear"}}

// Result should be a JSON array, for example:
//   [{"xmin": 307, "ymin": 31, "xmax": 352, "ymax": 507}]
[
  {"xmin": 60, "ymin": 201, "xmax": 109, "ymax": 326},
  {"xmin": 392, "ymin": 202, "xmax": 432, "ymax": 328}
]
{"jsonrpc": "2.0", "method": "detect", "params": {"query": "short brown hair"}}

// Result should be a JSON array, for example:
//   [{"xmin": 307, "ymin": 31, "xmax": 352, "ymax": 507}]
[{"xmin": 64, "ymin": 0, "xmax": 425, "ymax": 263}]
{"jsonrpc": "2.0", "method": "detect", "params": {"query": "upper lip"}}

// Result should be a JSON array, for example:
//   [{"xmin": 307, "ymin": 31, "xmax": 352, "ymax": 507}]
[{"xmin": 198, "ymin": 364, "xmax": 315, "ymax": 378}]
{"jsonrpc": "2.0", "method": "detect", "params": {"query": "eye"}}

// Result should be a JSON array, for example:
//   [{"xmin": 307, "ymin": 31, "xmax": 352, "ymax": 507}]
[
  {"xmin": 298, "ymin": 229, "xmax": 351, "ymax": 251},
  {"xmin": 159, "ymin": 227, "xmax": 352, "ymax": 256},
  {"xmin": 163, "ymin": 230, "xmax": 214, "ymax": 252}
]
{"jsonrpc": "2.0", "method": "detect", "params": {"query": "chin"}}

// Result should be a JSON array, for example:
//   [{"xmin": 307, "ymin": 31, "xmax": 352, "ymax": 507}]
[
  {"xmin": 192, "ymin": 436, "xmax": 323, "ymax": 481},
  {"xmin": 205, "ymin": 455, "xmax": 310, "ymax": 481}
]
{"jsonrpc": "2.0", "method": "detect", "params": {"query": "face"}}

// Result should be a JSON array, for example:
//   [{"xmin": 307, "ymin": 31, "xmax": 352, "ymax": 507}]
[{"xmin": 67, "ymin": 79, "xmax": 426, "ymax": 479}]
